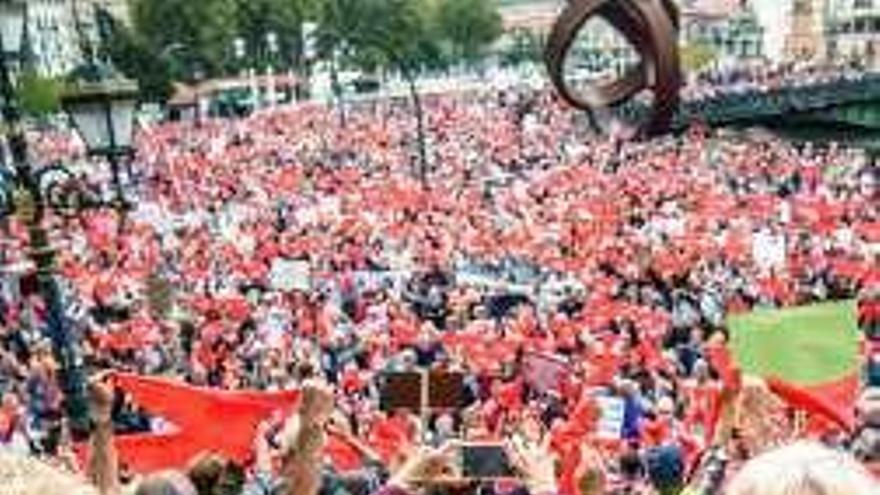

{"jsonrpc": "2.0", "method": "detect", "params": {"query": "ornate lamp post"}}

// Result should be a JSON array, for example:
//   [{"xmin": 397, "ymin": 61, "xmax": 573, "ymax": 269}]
[
  {"xmin": 0, "ymin": 0, "xmax": 24, "ymax": 61},
  {"xmin": 266, "ymin": 31, "xmax": 279, "ymax": 107},
  {"xmin": 0, "ymin": 0, "xmax": 139, "ymax": 438},
  {"xmin": 233, "ymin": 37, "xmax": 259, "ymax": 110},
  {"xmin": 62, "ymin": 63, "xmax": 139, "ymax": 208}
]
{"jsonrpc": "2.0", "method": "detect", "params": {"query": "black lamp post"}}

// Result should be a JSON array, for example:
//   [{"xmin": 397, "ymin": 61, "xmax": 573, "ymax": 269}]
[
  {"xmin": 62, "ymin": 64, "xmax": 139, "ymax": 209},
  {"xmin": 0, "ymin": 0, "xmax": 139, "ymax": 438}
]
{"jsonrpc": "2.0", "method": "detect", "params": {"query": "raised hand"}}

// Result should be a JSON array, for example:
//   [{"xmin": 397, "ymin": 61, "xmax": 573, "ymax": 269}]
[
  {"xmin": 505, "ymin": 435, "xmax": 558, "ymax": 495},
  {"xmin": 88, "ymin": 372, "xmax": 115, "ymax": 424},
  {"xmin": 299, "ymin": 380, "xmax": 335, "ymax": 428},
  {"xmin": 279, "ymin": 380, "xmax": 335, "ymax": 495},
  {"xmin": 388, "ymin": 444, "xmax": 459, "ymax": 491},
  {"xmin": 86, "ymin": 372, "xmax": 120, "ymax": 495}
]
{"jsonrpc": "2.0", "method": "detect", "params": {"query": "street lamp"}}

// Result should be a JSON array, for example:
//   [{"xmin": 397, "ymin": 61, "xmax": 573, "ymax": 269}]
[
  {"xmin": 266, "ymin": 31, "xmax": 279, "ymax": 58},
  {"xmin": 265, "ymin": 32, "xmax": 279, "ymax": 107},
  {"xmin": 0, "ymin": 1, "xmax": 140, "ymax": 438},
  {"xmin": 63, "ymin": 70, "xmax": 139, "ymax": 156},
  {"xmin": 0, "ymin": 0, "xmax": 25, "ymax": 59},
  {"xmin": 233, "ymin": 36, "xmax": 246, "ymax": 62},
  {"xmin": 233, "ymin": 37, "xmax": 259, "ymax": 110},
  {"xmin": 62, "ymin": 64, "xmax": 139, "ymax": 207}
]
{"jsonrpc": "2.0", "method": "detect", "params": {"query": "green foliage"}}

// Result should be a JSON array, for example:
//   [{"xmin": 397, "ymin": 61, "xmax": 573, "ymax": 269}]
[
  {"xmin": 235, "ymin": 0, "xmax": 309, "ymax": 70},
  {"xmin": 111, "ymin": 0, "xmax": 502, "ymax": 98},
  {"xmin": 315, "ymin": 0, "xmax": 442, "ymax": 75},
  {"xmin": 434, "ymin": 0, "xmax": 503, "ymax": 62},
  {"xmin": 313, "ymin": 0, "xmax": 502, "ymax": 74},
  {"xmin": 680, "ymin": 42, "xmax": 718, "ymax": 73},
  {"xmin": 313, "ymin": 0, "xmax": 364, "ymax": 63},
  {"xmin": 131, "ymin": 0, "xmax": 240, "ymax": 77},
  {"xmin": 15, "ymin": 71, "xmax": 60, "ymax": 116},
  {"xmin": 99, "ymin": 20, "xmax": 175, "ymax": 102}
]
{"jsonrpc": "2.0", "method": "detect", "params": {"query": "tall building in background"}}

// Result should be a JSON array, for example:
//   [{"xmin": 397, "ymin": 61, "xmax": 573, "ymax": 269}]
[
  {"xmin": 24, "ymin": 0, "xmax": 132, "ymax": 78},
  {"xmin": 497, "ymin": 0, "xmax": 559, "ymax": 33},
  {"xmin": 88, "ymin": 0, "xmax": 131, "ymax": 27},
  {"xmin": 680, "ymin": 0, "xmax": 765, "ymax": 63},
  {"xmin": 26, "ymin": 0, "xmax": 81, "ymax": 77},
  {"xmin": 496, "ymin": 0, "xmax": 767, "ymax": 74},
  {"xmin": 825, "ymin": 0, "xmax": 880, "ymax": 67},
  {"xmin": 783, "ymin": 0, "xmax": 826, "ymax": 60}
]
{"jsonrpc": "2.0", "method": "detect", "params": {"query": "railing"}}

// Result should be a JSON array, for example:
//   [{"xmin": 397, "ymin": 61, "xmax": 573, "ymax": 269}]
[{"xmin": 614, "ymin": 72, "xmax": 880, "ymax": 129}]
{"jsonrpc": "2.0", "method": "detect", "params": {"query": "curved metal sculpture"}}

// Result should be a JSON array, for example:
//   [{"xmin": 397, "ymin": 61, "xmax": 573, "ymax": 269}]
[{"xmin": 545, "ymin": 0, "xmax": 683, "ymax": 137}]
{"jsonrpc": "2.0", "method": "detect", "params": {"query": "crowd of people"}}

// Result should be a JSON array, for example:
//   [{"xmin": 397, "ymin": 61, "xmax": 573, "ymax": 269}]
[
  {"xmin": 0, "ymin": 76, "xmax": 878, "ymax": 495},
  {"xmin": 684, "ymin": 61, "xmax": 873, "ymax": 101}
]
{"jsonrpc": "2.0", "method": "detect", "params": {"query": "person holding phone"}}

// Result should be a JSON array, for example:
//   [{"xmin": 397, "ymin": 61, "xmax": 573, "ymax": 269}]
[{"xmin": 371, "ymin": 435, "xmax": 558, "ymax": 495}]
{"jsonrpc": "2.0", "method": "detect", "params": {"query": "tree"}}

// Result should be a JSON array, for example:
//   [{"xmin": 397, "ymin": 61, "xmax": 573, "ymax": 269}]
[
  {"xmin": 131, "ymin": 0, "xmax": 240, "ymax": 78},
  {"xmin": 234, "ymin": 0, "xmax": 311, "ymax": 72},
  {"xmin": 15, "ymin": 71, "xmax": 60, "ymax": 116},
  {"xmin": 434, "ymin": 0, "xmax": 503, "ymax": 63},
  {"xmin": 96, "ymin": 8, "xmax": 174, "ymax": 102},
  {"xmin": 312, "ymin": 0, "xmax": 365, "ymax": 125},
  {"xmin": 314, "ymin": 0, "xmax": 442, "ymax": 150},
  {"xmin": 336, "ymin": 0, "xmax": 440, "ymax": 184}
]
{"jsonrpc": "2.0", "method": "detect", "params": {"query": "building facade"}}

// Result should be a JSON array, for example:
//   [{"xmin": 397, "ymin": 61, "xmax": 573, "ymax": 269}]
[
  {"xmin": 26, "ymin": 0, "xmax": 81, "ymax": 77},
  {"xmin": 497, "ymin": 0, "xmax": 558, "ymax": 33},
  {"xmin": 680, "ymin": 0, "xmax": 766, "ymax": 63},
  {"xmin": 497, "ymin": 0, "xmax": 644, "ymax": 78},
  {"xmin": 497, "ymin": 0, "xmax": 766, "ymax": 75},
  {"xmin": 826, "ymin": 0, "xmax": 880, "ymax": 66},
  {"xmin": 782, "ymin": 0, "xmax": 826, "ymax": 61},
  {"xmin": 89, "ymin": 0, "xmax": 131, "ymax": 27},
  {"xmin": 24, "ymin": 0, "xmax": 132, "ymax": 78}
]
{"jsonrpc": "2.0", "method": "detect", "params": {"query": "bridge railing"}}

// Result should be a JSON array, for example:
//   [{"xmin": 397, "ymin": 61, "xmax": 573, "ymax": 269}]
[{"xmin": 614, "ymin": 72, "xmax": 880, "ymax": 129}]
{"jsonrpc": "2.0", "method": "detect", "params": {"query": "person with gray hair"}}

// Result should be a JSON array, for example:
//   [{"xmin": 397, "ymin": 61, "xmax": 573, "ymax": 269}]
[
  {"xmin": 725, "ymin": 442, "xmax": 878, "ymax": 495},
  {"xmin": 134, "ymin": 472, "xmax": 198, "ymax": 495},
  {"xmin": 852, "ymin": 387, "xmax": 880, "ymax": 477},
  {"xmin": 0, "ymin": 451, "xmax": 99, "ymax": 495}
]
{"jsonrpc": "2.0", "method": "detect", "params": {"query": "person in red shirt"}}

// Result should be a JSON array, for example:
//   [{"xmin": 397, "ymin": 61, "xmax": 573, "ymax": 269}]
[{"xmin": 0, "ymin": 392, "xmax": 23, "ymax": 446}]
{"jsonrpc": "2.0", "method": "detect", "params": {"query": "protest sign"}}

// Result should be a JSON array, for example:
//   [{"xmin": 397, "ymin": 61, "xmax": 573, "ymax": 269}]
[
  {"xmin": 596, "ymin": 396, "xmax": 625, "ymax": 440},
  {"xmin": 270, "ymin": 259, "xmax": 311, "ymax": 292}
]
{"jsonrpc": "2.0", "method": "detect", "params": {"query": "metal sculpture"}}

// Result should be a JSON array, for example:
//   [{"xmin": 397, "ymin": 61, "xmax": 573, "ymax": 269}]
[{"xmin": 545, "ymin": 0, "xmax": 683, "ymax": 137}]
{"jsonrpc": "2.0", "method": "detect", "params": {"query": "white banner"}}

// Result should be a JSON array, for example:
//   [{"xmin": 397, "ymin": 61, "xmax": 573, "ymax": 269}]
[
  {"xmin": 269, "ymin": 259, "xmax": 311, "ymax": 292},
  {"xmin": 596, "ymin": 396, "xmax": 625, "ymax": 440}
]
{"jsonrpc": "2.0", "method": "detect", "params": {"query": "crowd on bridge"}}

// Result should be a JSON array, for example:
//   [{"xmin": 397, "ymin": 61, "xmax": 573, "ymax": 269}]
[
  {"xmin": 607, "ymin": 60, "xmax": 880, "ymax": 129},
  {"xmin": 684, "ymin": 60, "xmax": 874, "ymax": 101},
  {"xmin": 0, "ymin": 72, "xmax": 878, "ymax": 495}
]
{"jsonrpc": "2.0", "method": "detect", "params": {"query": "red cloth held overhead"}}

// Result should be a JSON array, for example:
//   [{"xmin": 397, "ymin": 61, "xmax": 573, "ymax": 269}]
[{"xmin": 77, "ymin": 373, "xmax": 300, "ymax": 473}]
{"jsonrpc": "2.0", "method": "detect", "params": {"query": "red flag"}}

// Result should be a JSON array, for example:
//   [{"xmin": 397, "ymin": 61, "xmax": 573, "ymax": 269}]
[
  {"xmin": 766, "ymin": 376, "xmax": 853, "ymax": 432},
  {"xmin": 324, "ymin": 434, "xmax": 364, "ymax": 472},
  {"xmin": 78, "ymin": 373, "xmax": 299, "ymax": 473}
]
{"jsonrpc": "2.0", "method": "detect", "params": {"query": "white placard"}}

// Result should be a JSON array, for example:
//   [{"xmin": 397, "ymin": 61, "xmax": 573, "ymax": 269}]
[
  {"xmin": 596, "ymin": 396, "xmax": 625, "ymax": 440},
  {"xmin": 270, "ymin": 259, "xmax": 311, "ymax": 292}
]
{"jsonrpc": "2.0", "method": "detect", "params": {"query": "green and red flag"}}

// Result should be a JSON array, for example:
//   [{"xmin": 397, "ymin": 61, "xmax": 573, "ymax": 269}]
[{"xmin": 727, "ymin": 300, "xmax": 861, "ymax": 432}]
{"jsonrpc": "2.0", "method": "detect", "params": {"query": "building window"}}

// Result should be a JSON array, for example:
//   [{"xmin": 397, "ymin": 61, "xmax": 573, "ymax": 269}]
[{"xmin": 853, "ymin": 0, "xmax": 872, "ymax": 9}]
